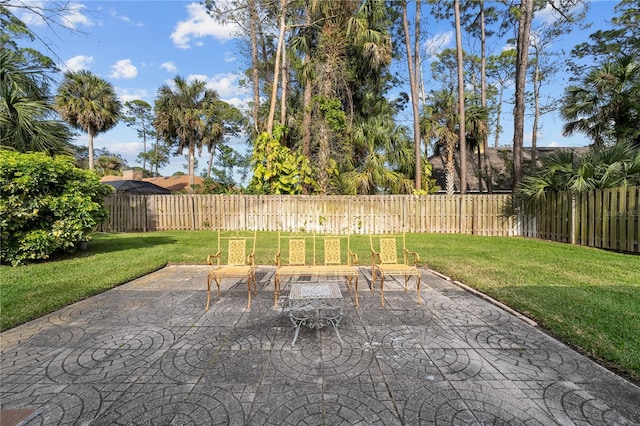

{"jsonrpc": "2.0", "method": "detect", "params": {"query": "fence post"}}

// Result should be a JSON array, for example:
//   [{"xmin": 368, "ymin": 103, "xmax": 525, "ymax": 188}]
[
  {"xmin": 472, "ymin": 196, "xmax": 478, "ymax": 235},
  {"xmin": 570, "ymin": 193, "xmax": 577, "ymax": 245},
  {"xmin": 458, "ymin": 196, "xmax": 463, "ymax": 234}
]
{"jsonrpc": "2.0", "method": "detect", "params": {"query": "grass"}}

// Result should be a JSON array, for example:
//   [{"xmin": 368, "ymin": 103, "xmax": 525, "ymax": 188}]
[{"xmin": 1, "ymin": 230, "xmax": 639, "ymax": 382}]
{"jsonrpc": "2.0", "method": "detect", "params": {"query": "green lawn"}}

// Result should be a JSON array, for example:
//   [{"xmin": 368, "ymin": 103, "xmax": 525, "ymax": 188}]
[{"xmin": 1, "ymin": 231, "xmax": 639, "ymax": 382}]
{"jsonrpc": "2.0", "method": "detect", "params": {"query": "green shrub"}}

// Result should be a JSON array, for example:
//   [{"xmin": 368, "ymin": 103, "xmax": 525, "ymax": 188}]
[{"xmin": 0, "ymin": 151, "xmax": 113, "ymax": 265}]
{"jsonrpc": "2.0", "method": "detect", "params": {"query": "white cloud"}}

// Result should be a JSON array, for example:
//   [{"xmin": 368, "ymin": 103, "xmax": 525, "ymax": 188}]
[
  {"xmin": 64, "ymin": 55, "xmax": 94, "ymax": 72},
  {"xmin": 60, "ymin": 3, "xmax": 94, "ymax": 29},
  {"xmin": 424, "ymin": 32, "xmax": 453, "ymax": 61},
  {"xmin": 14, "ymin": 1, "xmax": 46, "ymax": 26},
  {"xmin": 117, "ymin": 88, "xmax": 150, "ymax": 104},
  {"xmin": 534, "ymin": 1, "xmax": 583, "ymax": 25},
  {"xmin": 224, "ymin": 96, "xmax": 252, "ymax": 111},
  {"xmin": 108, "ymin": 8, "xmax": 143, "ymax": 26},
  {"xmin": 109, "ymin": 141, "xmax": 143, "ymax": 157},
  {"xmin": 170, "ymin": 2, "xmax": 239, "ymax": 49},
  {"xmin": 187, "ymin": 73, "xmax": 249, "ymax": 100},
  {"xmin": 12, "ymin": 1, "xmax": 93, "ymax": 29},
  {"xmin": 110, "ymin": 59, "xmax": 138, "ymax": 79},
  {"xmin": 224, "ymin": 51, "xmax": 236, "ymax": 62},
  {"xmin": 161, "ymin": 62, "xmax": 178, "ymax": 73}
]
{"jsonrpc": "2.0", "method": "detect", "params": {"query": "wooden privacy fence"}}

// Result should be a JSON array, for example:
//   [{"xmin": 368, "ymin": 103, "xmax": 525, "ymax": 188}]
[
  {"xmin": 100, "ymin": 188, "xmax": 639, "ymax": 253},
  {"xmin": 519, "ymin": 186, "xmax": 639, "ymax": 253},
  {"xmin": 101, "ymin": 194, "xmax": 515, "ymax": 236}
]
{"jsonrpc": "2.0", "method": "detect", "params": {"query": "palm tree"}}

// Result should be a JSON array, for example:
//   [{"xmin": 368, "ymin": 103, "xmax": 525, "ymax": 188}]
[
  {"xmin": 465, "ymin": 102, "xmax": 489, "ymax": 191},
  {"xmin": 561, "ymin": 54, "xmax": 640, "ymax": 148},
  {"xmin": 154, "ymin": 76, "xmax": 220, "ymax": 192},
  {"xmin": 423, "ymin": 89, "xmax": 458, "ymax": 195},
  {"xmin": 54, "ymin": 70, "xmax": 122, "ymax": 170},
  {"xmin": 0, "ymin": 49, "xmax": 73, "ymax": 155},
  {"xmin": 517, "ymin": 142, "xmax": 640, "ymax": 204},
  {"xmin": 339, "ymin": 115, "xmax": 415, "ymax": 194}
]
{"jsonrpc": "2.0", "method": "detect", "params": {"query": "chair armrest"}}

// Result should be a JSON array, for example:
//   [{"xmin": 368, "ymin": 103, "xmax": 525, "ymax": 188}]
[
  {"xmin": 274, "ymin": 252, "xmax": 281, "ymax": 267},
  {"xmin": 404, "ymin": 249, "xmax": 420, "ymax": 265},
  {"xmin": 207, "ymin": 252, "xmax": 221, "ymax": 267},
  {"xmin": 348, "ymin": 250, "xmax": 359, "ymax": 266},
  {"xmin": 371, "ymin": 250, "xmax": 381, "ymax": 265},
  {"xmin": 247, "ymin": 252, "xmax": 255, "ymax": 266}
]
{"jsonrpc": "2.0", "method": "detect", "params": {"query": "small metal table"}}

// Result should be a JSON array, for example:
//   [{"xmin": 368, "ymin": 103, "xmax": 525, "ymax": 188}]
[{"xmin": 288, "ymin": 282, "xmax": 344, "ymax": 346}]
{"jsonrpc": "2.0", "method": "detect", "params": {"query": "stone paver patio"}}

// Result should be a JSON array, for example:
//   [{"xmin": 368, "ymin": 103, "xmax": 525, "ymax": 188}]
[{"xmin": 1, "ymin": 265, "xmax": 639, "ymax": 425}]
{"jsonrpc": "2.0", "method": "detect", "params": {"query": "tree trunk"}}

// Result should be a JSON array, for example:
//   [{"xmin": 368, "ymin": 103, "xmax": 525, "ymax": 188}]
[
  {"xmin": 531, "ymin": 56, "xmax": 540, "ymax": 170},
  {"xmin": 301, "ymin": 6, "xmax": 312, "ymax": 158},
  {"xmin": 207, "ymin": 141, "xmax": 218, "ymax": 179},
  {"xmin": 188, "ymin": 144, "xmax": 195, "ymax": 193},
  {"xmin": 494, "ymin": 85, "xmax": 504, "ymax": 148},
  {"xmin": 142, "ymin": 132, "xmax": 147, "ymax": 175},
  {"xmin": 249, "ymin": 0, "xmax": 260, "ymax": 135},
  {"xmin": 154, "ymin": 135, "xmax": 159, "ymax": 177},
  {"xmin": 401, "ymin": 0, "xmax": 422, "ymax": 191},
  {"xmin": 280, "ymin": 32, "xmax": 288, "ymax": 127},
  {"xmin": 454, "ymin": 0, "xmax": 466, "ymax": 194},
  {"xmin": 267, "ymin": 0, "xmax": 286, "ymax": 135},
  {"xmin": 302, "ymin": 75, "xmax": 312, "ymax": 158},
  {"xmin": 446, "ymin": 143, "xmax": 455, "ymax": 195},
  {"xmin": 479, "ymin": 0, "xmax": 492, "ymax": 193},
  {"xmin": 513, "ymin": 0, "xmax": 533, "ymax": 192},
  {"xmin": 88, "ymin": 130, "xmax": 95, "ymax": 171},
  {"xmin": 207, "ymin": 149, "xmax": 214, "ymax": 179}
]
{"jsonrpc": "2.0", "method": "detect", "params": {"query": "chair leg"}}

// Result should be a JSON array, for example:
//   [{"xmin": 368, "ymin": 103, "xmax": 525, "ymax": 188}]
[
  {"xmin": 354, "ymin": 275, "xmax": 359, "ymax": 308},
  {"xmin": 205, "ymin": 275, "xmax": 212, "ymax": 311},
  {"xmin": 273, "ymin": 276, "xmax": 280, "ymax": 310},
  {"xmin": 252, "ymin": 274, "xmax": 258, "ymax": 294},
  {"xmin": 416, "ymin": 274, "xmax": 422, "ymax": 305},
  {"xmin": 380, "ymin": 275, "xmax": 385, "ymax": 307},
  {"xmin": 206, "ymin": 274, "xmax": 221, "ymax": 311},
  {"xmin": 345, "ymin": 275, "xmax": 352, "ymax": 294},
  {"xmin": 370, "ymin": 266, "xmax": 377, "ymax": 291},
  {"xmin": 246, "ymin": 273, "xmax": 252, "ymax": 310}
]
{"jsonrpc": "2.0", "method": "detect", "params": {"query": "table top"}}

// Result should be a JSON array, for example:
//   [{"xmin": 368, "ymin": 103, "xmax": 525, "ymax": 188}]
[{"xmin": 289, "ymin": 282, "xmax": 342, "ymax": 300}]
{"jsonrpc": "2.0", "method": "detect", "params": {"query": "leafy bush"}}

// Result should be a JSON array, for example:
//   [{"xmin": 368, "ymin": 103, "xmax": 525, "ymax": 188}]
[
  {"xmin": 249, "ymin": 128, "xmax": 320, "ymax": 194},
  {"xmin": 0, "ymin": 151, "xmax": 113, "ymax": 265}
]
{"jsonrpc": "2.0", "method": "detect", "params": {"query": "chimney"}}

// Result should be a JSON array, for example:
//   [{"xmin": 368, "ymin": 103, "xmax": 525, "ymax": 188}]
[{"xmin": 123, "ymin": 169, "xmax": 143, "ymax": 180}]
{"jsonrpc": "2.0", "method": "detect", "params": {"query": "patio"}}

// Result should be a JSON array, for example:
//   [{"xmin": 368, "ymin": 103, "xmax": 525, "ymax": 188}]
[{"xmin": 1, "ymin": 265, "xmax": 639, "ymax": 425}]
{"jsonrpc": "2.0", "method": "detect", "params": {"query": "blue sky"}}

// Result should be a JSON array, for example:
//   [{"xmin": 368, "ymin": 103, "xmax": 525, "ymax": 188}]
[{"xmin": 12, "ymin": 1, "xmax": 617, "ymax": 180}]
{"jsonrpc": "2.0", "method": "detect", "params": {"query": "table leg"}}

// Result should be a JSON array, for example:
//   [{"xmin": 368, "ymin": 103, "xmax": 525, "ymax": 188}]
[{"xmin": 291, "ymin": 322, "xmax": 302, "ymax": 346}]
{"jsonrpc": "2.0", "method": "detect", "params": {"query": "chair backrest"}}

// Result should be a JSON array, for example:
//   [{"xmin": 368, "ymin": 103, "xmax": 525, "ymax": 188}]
[
  {"xmin": 227, "ymin": 239, "xmax": 246, "ymax": 266},
  {"xmin": 324, "ymin": 238, "xmax": 341, "ymax": 265},
  {"xmin": 379, "ymin": 238, "xmax": 398, "ymax": 264},
  {"xmin": 217, "ymin": 229, "xmax": 256, "ymax": 266},
  {"xmin": 289, "ymin": 239, "xmax": 306, "ymax": 265},
  {"xmin": 371, "ymin": 233, "xmax": 407, "ymax": 265}
]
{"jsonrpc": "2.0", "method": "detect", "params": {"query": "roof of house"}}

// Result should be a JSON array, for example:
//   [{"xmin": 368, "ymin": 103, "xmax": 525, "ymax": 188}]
[
  {"xmin": 428, "ymin": 146, "xmax": 590, "ymax": 192},
  {"xmin": 103, "ymin": 180, "xmax": 172, "ymax": 195},
  {"xmin": 101, "ymin": 175, "xmax": 205, "ymax": 193},
  {"xmin": 145, "ymin": 176, "xmax": 204, "ymax": 192}
]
